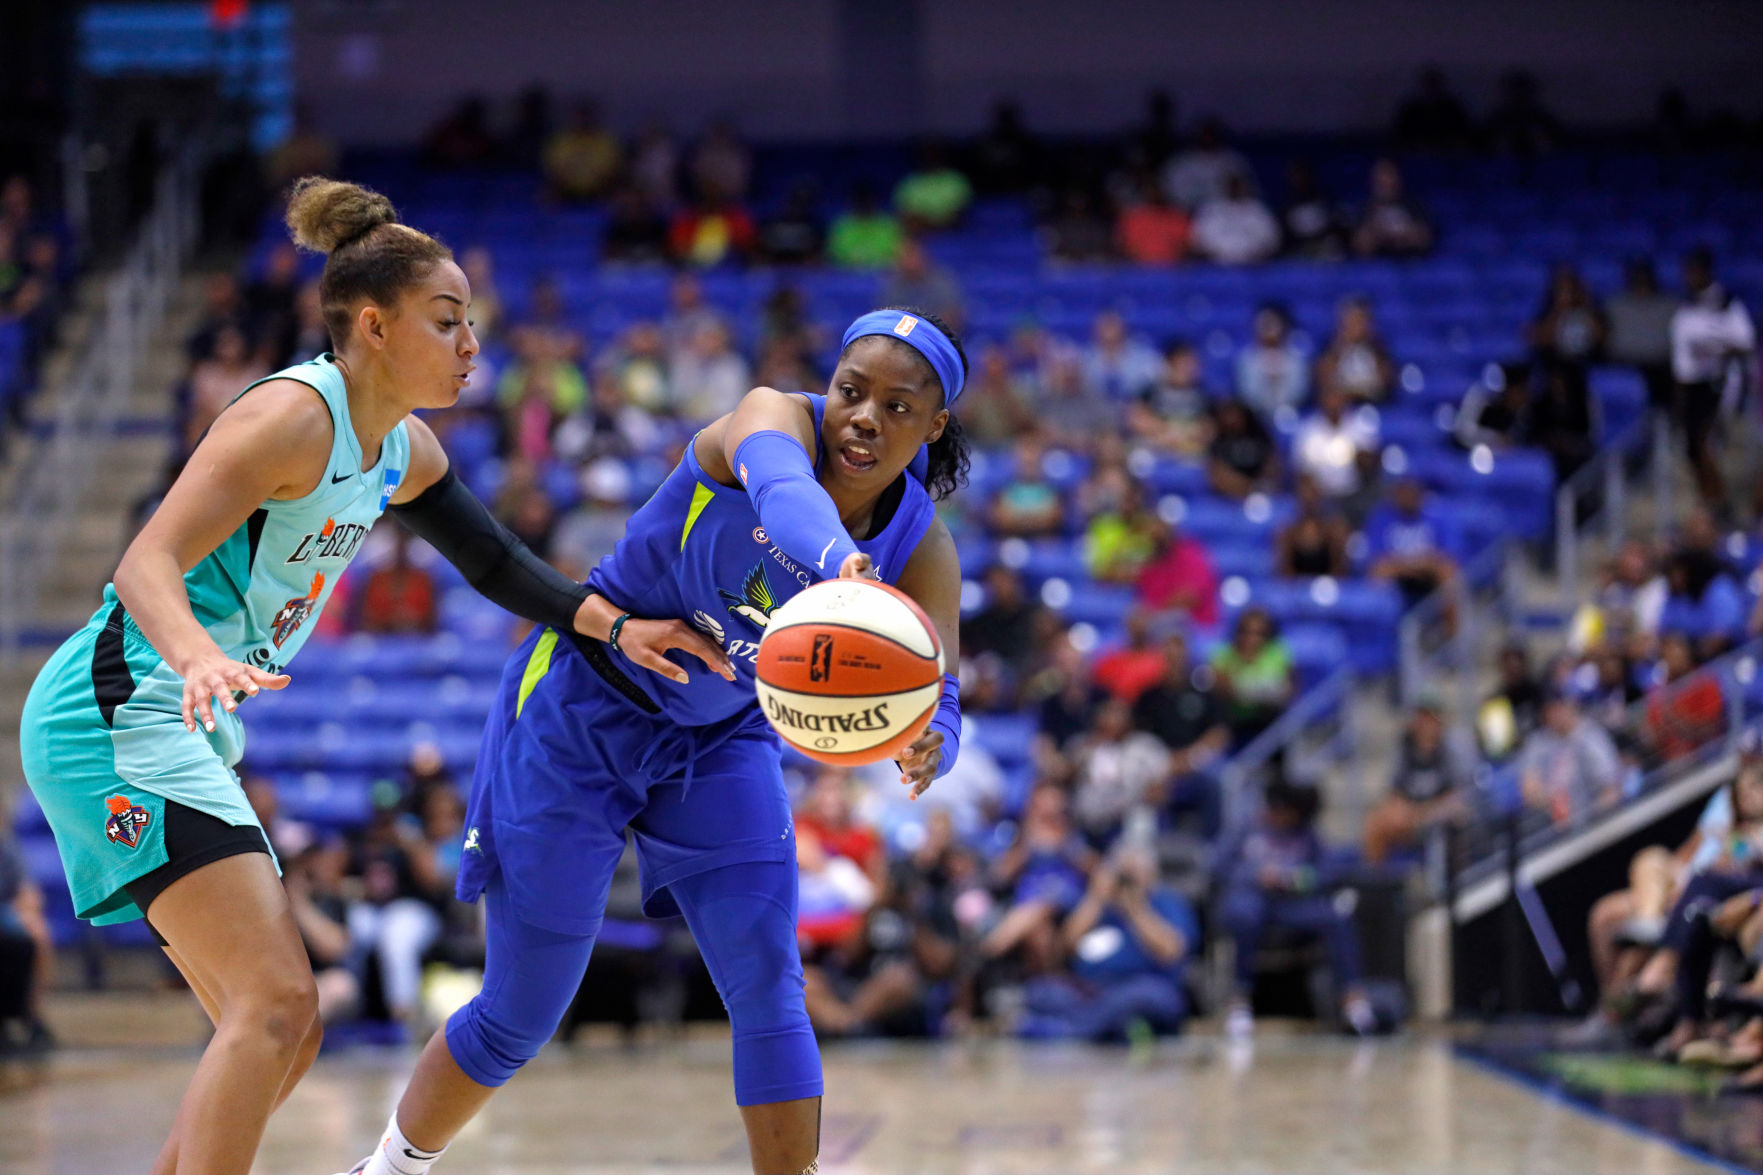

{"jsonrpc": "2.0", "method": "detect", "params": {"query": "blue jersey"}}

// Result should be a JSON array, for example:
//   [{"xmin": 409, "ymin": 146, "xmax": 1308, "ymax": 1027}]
[{"xmin": 588, "ymin": 393, "xmax": 936, "ymax": 728}]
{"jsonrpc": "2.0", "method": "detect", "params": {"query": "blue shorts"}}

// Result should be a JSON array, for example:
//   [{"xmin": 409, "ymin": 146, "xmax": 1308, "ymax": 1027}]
[{"xmin": 457, "ymin": 627, "xmax": 794, "ymax": 935}]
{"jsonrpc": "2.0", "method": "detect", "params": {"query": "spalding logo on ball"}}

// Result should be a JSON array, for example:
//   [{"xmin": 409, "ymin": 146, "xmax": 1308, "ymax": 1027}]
[{"xmin": 755, "ymin": 579, "xmax": 943, "ymax": 765}]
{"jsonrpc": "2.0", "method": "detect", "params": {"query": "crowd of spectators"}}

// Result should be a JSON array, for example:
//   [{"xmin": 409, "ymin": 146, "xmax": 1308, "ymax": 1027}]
[
  {"xmin": 85, "ymin": 73, "xmax": 1759, "ymax": 1049},
  {"xmin": 0, "ymin": 174, "xmax": 73, "ymax": 441}
]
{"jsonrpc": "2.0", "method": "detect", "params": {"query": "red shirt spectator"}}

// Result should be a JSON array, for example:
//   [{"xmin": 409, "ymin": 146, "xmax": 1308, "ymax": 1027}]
[
  {"xmin": 1116, "ymin": 182, "xmax": 1191, "ymax": 266},
  {"xmin": 357, "ymin": 531, "xmax": 438, "ymax": 635},
  {"xmin": 667, "ymin": 200, "xmax": 757, "ymax": 268},
  {"xmin": 1135, "ymin": 525, "xmax": 1219, "ymax": 628},
  {"xmin": 794, "ymin": 768, "xmax": 883, "ymax": 950},
  {"xmin": 1644, "ymin": 634, "xmax": 1727, "ymax": 762},
  {"xmin": 1091, "ymin": 610, "xmax": 1166, "ymax": 704}
]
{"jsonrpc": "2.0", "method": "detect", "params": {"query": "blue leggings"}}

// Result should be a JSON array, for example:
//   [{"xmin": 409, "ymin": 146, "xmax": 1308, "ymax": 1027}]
[
  {"xmin": 1220, "ymin": 886, "xmax": 1363, "ymax": 994},
  {"xmin": 445, "ymin": 860, "xmax": 822, "ymax": 1106}
]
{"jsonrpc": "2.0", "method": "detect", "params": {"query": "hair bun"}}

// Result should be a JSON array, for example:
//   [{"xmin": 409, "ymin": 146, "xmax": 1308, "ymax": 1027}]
[{"xmin": 284, "ymin": 176, "xmax": 398, "ymax": 254}]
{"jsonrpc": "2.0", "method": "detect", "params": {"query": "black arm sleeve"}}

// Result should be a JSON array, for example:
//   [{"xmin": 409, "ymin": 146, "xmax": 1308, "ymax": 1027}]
[{"xmin": 389, "ymin": 468, "xmax": 589, "ymax": 633}]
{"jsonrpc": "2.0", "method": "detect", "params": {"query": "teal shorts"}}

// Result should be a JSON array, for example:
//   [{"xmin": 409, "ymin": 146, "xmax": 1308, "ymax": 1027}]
[{"xmin": 21, "ymin": 604, "xmax": 271, "ymax": 926}]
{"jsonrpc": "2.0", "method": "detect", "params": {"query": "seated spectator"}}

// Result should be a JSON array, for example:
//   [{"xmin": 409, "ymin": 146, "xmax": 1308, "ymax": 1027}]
[
  {"xmin": 971, "ymin": 99, "xmax": 1042, "ymax": 195},
  {"xmin": 1453, "ymin": 364, "xmax": 1531, "ymax": 452},
  {"xmin": 881, "ymin": 238, "xmax": 965, "ymax": 328},
  {"xmin": 1605, "ymin": 257, "xmax": 1679, "ymax": 409},
  {"xmin": 983, "ymin": 784, "xmax": 1097, "ymax": 973},
  {"xmin": 603, "ymin": 321, "xmax": 673, "ymax": 416},
  {"xmin": 455, "ymin": 247, "xmax": 501, "ymax": 345},
  {"xmin": 1135, "ymin": 520, "xmax": 1219, "ymax": 628},
  {"xmin": 347, "ymin": 795, "xmax": 447, "ymax": 1024},
  {"xmin": 1092, "ymin": 608, "xmax": 1167, "ymax": 706},
  {"xmin": 242, "ymin": 769, "xmax": 315, "ymax": 861},
  {"xmin": 1569, "ymin": 647, "xmax": 1643, "ymax": 745},
  {"xmin": 1029, "ymin": 632, "xmax": 1107, "ymax": 761},
  {"xmin": 1526, "ymin": 362, "xmax": 1597, "ymax": 484},
  {"xmin": 356, "ymin": 527, "xmax": 439, "ymax": 635},
  {"xmin": 1081, "ymin": 311, "xmax": 1162, "ymax": 403},
  {"xmin": 1365, "ymin": 477, "xmax": 1461, "ymax": 612},
  {"xmin": 1363, "ymin": 699, "xmax": 1475, "ymax": 865},
  {"xmin": 986, "ymin": 434, "xmax": 1065, "ymax": 539},
  {"xmin": 1082, "ymin": 468, "xmax": 1162, "ymax": 584},
  {"xmin": 1034, "ymin": 352, "xmax": 1114, "ymax": 442},
  {"xmin": 1292, "ymin": 385, "xmax": 1380, "ymax": 510},
  {"xmin": 660, "ymin": 272, "xmax": 724, "ymax": 368},
  {"xmin": 827, "ymin": 182, "xmax": 903, "ymax": 269},
  {"xmin": 501, "ymin": 84, "xmax": 554, "ymax": 172},
  {"xmin": 553, "ymin": 458, "xmax": 637, "ymax": 577},
  {"xmin": 263, "ymin": 102, "xmax": 340, "ymax": 192},
  {"xmin": 510, "ymin": 274, "xmax": 586, "ymax": 364},
  {"xmin": 795, "ymin": 768, "xmax": 886, "ymax": 953},
  {"xmin": 1128, "ymin": 90, "xmax": 1180, "ymax": 174},
  {"xmin": 1278, "ymin": 160, "xmax": 1349, "ymax": 260},
  {"xmin": 688, "ymin": 118, "xmax": 752, "ymax": 202},
  {"xmin": 1206, "ymin": 398, "xmax": 1279, "ymax": 500},
  {"xmin": 1218, "ymin": 780, "xmax": 1378, "ymax": 1037},
  {"xmin": 1352, "ymin": 159, "xmax": 1432, "ymax": 258},
  {"xmin": 628, "ymin": 121, "xmax": 680, "ymax": 206},
  {"xmin": 1236, "ymin": 304, "xmax": 1309, "ymax": 419},
  {"xmin": 963, "ymin": 565, "xmax": 1049, "ymax": 684},
  {"xmin": 1479, "ymin": 643, "xmax": 1546, "ymax": 762},
  {"xmin": 1191, "ymin": 172, "xmax": 1280, "ymax": 266},
  {"xmin": 600, "ymin": 185, "xmax": 670, "ymax": 264},
  {"xmin": 1017, "ymin": 847, "xmax": 1198, "ymax": 1042},
  {"xmin": 1569, "ymin": 539, "xmax": 1667, "ymax": 656},
  {"xmin": 285, "ymin": 838, "xmax": 361, "ymax": 1024},
  {"xmin": 1069, "ymin": 698, "xmax": 1172, "ymax": 847},
  {"xmin": 1483, "ymin": 68, "xmax": 1560, "ymax": 157},
  {"xmin": 1127, "ymin": 340, "xmax": 1213, "ymax": 457},
  {"xmin": 1661, "ymin": 551, "xmax": 1746, "ymax": 660},
  {"xmin": 0, "ymin": 828, "xmax": 51, "ymax": 1053},
  {"xmin": 1527, "ymin": 264, "xmax": 1606, "ymax": 370},
  {"xmin": 667, "ymin": 192, "xmax": 757, "ymax": 268},
  {"xmin": 553, "ymin": 369, "xmax": 664, "ymax": 465},
  {"xmin": 1160, "ymin": 118, "xmax": 1249, "ymax": 211},
  {"xmin": 498, "ymin": 349, "xmax": 589, "ymax": 461},
  {"xmin": 893, "ymin": 140, "xmax": 972, "ymax": 231},
  {"xmin": 1519, "ymin": 691, "xmax": 1624, "ymax": 825},
  {"xmin": 1132, "ymin": 633, "xmax": 1229, "ymax": 839},
  {"xmin": 1671, "ymin": 247, "xmax": 1756, "ymax": 510},
  {"xmin": 1044, "ymin": 188, "xmax": 1115, "ymax": 263},
  {"xmin": 1210, "ymin": 608, "xmax": 1296, "ymax": 745},
  {"xmin": 1276, "ymin": 473, "xmax": 1351, "ymax": 579},
  {"xmin": 670, "ymin": 319, "xmax": 750, "ymax": 423},
  {"xmin": 184, "ymin": 323, "xmax": 269, "ymax": 452},
  {"xmin": 245, "ymin": 242, "xmax": 303, "ymax": 365},
  {"xmin": 1314, "ymin": 297, "xmax": 1396, "ymax": 404},
  {"xmin": 1116, "ymin": 175, "xmax": 1191, "ymax": 265},
  {"xmin": 543, "ymin": 102, "xmax": 624, "ymax": 202},
  {"xmin": 422, "ymin": 95, "xmax": 495, "ymax": 168},
  {"xmin": 184, "ymin": 271, "xmax": 246, "ymax": 369},
  {"xmin": 492, "ymin": 458, "xmax": 559, "ymax": 559},
  {"xmin": 959, "ymin": 345, "xmax": 1038, "ymax": 447},
  {"xmin": 1643, "ymin": 632, "xmax": 1728, "ymax": 764},
  {"xmin": 1392, "ymin": 67, "xmax": 1473, "ymax": 151},
  {"xmin": 758, "ymin": 180, "xmax": 825, "ymax": 266}
]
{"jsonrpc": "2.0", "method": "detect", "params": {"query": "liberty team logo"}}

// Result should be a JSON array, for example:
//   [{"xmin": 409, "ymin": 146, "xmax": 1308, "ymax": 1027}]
[
  {"xmin": 103, "ymin": 795, "xmax": 151, "ymax": 849},
  {"xmin": 271, "ymin": 570, "xmax": 326, "ymax": 648},
  {"xmin": 720, "ymin": 564, "xmax": 780, "ymax": 631}
]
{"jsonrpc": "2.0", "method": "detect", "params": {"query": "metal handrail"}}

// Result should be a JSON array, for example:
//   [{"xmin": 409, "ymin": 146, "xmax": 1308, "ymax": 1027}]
[
  {"xmin": 1552, "ymin": 414, "xmax": 1661, "ymax": 603},
  {"xmin": 0, "ymin": 150, "xmax": 198, "ymax": 663},
  {"xmin": 1217, "ymin": 661, "xmax": 1357, "ymax": 832}
]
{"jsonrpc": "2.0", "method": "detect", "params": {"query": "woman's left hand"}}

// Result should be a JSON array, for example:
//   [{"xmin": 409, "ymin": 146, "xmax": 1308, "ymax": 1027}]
[{"xmin": 898, "ymin": 728, "xmax": 945, "ymax": 799}]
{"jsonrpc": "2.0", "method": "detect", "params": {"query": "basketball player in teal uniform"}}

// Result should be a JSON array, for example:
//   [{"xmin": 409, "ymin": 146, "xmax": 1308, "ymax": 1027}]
[
  {"xmin": 19, "ymin": 178, "xmax": 677, "ymax": 1175},
  {"xmin": 336, "ymin": 308, "xmax": 970, "ymax": 1175}
]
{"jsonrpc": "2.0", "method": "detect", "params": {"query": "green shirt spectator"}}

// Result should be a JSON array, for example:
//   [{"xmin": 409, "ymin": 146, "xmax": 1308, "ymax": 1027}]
[
  {"xmin": 827, "ymin": 206, "xmax": 903, "ymax": 269},
  {"xmin": 894, "ymin": 166, "xmax": 973, "ymax": 231}
]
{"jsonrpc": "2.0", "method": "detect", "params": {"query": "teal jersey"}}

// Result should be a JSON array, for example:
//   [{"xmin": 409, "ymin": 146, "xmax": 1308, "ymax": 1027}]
[{"xmin": 98, "ymin": 352, "xmax": 410, "ymax": 677}]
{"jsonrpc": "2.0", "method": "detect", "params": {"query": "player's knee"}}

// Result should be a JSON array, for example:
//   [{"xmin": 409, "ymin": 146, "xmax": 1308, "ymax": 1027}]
[
  {"xmin": 234, "ymin": 974, "xmax": 320, "ymax": 1053},
  {"xmin": 714, "ymin": 914, "xmax": 807, "ymax": 1035},
  {"xmin": 445, "ymin": 992, "xmax": 554, "ymax": 1086}
]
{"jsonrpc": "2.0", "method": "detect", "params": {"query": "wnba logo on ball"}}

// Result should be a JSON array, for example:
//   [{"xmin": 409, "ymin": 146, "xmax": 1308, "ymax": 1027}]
[{"xmin": 809, "ymin": 634, "xmax": 833, "ymax": 682}]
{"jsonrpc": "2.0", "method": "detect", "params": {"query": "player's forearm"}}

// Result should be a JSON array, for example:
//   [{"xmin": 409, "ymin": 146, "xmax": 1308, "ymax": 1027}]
[
  {"xmin": 731, "ymin": 430, "xmax": 859, "ymax": 576},
  {"xmin": 112, "ymin": 546, "xmax": 229, "ymax": 678}
]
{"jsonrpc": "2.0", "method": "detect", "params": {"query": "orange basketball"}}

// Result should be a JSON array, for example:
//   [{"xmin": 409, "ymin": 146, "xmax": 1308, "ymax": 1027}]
[{"xmin": 755, "ymin": 579, "xmax": 944, "ymax": 765}]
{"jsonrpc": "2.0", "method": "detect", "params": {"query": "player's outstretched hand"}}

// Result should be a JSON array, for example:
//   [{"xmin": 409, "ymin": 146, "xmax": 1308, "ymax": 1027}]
[
  {"xmin": 621, "ymin": 618, "xmax": 737, "ymax": 684},
  {"xmin": 838, "ymin": 551, "xmax": 879, "ymax": 581},
  {"xmin": 897, "ymin": 728, "xmax": 944, "ymax": 799},
  {"xmin": 178, "ymin": 653, "xmax": 290, "ymax": 733}
]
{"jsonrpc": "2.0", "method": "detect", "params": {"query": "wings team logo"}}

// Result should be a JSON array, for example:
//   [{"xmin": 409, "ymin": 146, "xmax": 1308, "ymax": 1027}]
[
  {"xmin": 691, "ymin": 609, "xmax": 727, "ymax": 643},
  {"xmin": 809, "ymin": 634, "xmax": 834, "ymax": 682},
  {"xmin": 103, "ymin": 795, "xmax": 151, "ymax": 850},
  {"xmin": 271, "ymin": 570, "xmax": 325, "ymax": 648},
  {"xmin": 719, "ymin": 564, "xmax": 780, "ymax": 631}
]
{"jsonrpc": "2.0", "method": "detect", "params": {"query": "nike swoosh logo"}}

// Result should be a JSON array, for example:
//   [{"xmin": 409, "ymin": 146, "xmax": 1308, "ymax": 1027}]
[
  {"xmin": 330, "ymin": 471, "xmax": 353, "ymax": 484},
  {"xmin": 816, "ymin": 537, "xmax": 838, "ymax": 569}
]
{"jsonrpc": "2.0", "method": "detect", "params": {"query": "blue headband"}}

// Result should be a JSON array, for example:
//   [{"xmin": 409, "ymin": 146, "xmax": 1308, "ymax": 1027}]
[{"xmin": 841, "ymin": 310, "xmax": 965, "ymax": 407}]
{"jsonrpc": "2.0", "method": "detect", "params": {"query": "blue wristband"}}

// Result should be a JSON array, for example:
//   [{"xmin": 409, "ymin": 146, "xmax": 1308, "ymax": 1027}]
[{"xmin": 927, "ymin": 673, "xmax": 962, "ymax": 779}]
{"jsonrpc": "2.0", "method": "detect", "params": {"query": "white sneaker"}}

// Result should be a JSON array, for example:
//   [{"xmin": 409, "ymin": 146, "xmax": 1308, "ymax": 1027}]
[
  {"xmin": 1225, "ymin": 1003, "xmax": 1254, "ymax": 1040},
  {"xmin": 1344, "ymin": 996, "xmax": 1378, "ymax": 1037}
]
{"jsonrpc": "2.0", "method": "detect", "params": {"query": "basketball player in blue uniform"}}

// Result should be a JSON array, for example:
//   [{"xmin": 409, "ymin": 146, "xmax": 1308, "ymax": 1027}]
[
  {"xmin": 20, "ymin": 178, "xmax": 658, "ymax": 1175},
  {"xmin": 338, "ymin": 308, "xmax": 970, "ymax": 1175}
]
